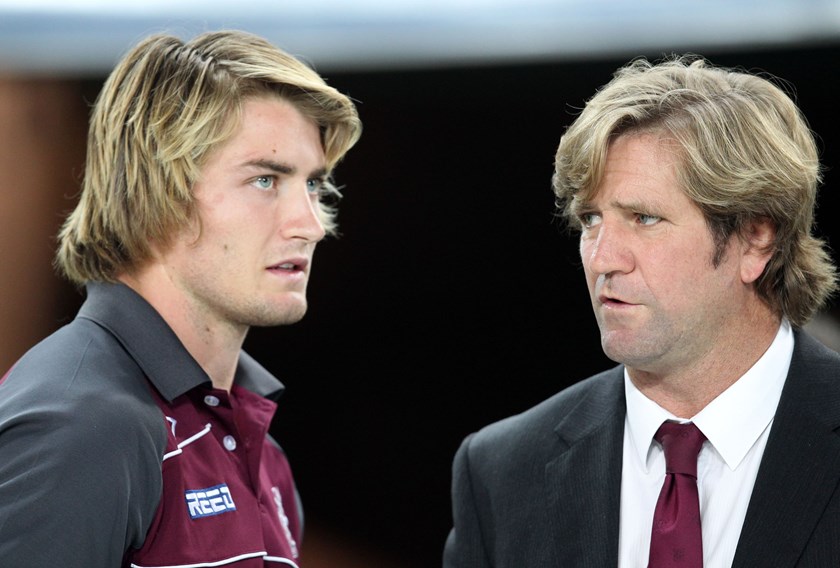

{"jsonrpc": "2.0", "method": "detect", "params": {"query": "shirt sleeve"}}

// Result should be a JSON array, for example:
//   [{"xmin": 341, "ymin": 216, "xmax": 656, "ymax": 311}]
[{"xmin": 0, "ymin": 341, "xmax": 166, "ymax": 567}]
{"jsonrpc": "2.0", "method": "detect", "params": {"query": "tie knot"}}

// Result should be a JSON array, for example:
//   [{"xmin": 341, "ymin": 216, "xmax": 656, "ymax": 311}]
[{"xmin": 655, "ymin": 421, "xmax": 706, "ymax": 478}]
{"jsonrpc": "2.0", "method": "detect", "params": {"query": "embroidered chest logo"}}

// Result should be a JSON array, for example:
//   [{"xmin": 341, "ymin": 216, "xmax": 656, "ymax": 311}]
[{"xmin": 185, "ymin": 483, "xmax": 237, "ymax": 519}]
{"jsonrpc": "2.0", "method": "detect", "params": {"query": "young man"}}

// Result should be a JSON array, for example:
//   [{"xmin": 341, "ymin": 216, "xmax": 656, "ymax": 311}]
[
  {"xmin": 444, "ymin": 56, "xmax": 840, "ymax": 567},
  {"xmin": 0, "ymin": 31, "xmax": 360, "ymax": 567}
]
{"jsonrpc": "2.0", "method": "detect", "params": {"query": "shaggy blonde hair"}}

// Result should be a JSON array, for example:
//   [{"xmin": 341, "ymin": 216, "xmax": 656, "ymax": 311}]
[
  {"xmin": 553, "ymin": 55, "xmax": 836, "ymax": 327},
  {"xmin": 57, "ymin": 30, "xmax": 362, "ymax": 284}
]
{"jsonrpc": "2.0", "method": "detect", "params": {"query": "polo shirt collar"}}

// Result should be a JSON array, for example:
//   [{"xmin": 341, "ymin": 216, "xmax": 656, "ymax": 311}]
[
  {"xmin": 235, "ymin": 351, "xmax": 286, "ymax": 401},
  {"xmin": 78, "ymin": 282, "xmax": 285, "ymax": 402},
  {"xmin": 624, "ymin": 320, "xmax": 792, "ymax": 473}
]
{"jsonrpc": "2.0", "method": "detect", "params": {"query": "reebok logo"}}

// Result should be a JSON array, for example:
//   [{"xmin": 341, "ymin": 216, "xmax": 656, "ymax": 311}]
[{"xmin": 185, "ymin": 484, "xmax": 236, "ymax": 519}]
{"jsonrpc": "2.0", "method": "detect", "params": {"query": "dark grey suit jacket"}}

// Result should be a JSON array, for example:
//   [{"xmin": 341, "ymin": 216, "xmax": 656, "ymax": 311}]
[{"xmin": 443, "ymin": 331, "xmax": 840, "ymax": 567}]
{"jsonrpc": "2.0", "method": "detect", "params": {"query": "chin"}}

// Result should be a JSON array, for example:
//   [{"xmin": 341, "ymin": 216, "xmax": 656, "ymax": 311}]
[
  {"xmin": 247, "ymin": 299, "xmax": 308, "ymax": 327},
  {"xmin": 601, "ymin": 336, "xmax": 648, "ymax": 366}
]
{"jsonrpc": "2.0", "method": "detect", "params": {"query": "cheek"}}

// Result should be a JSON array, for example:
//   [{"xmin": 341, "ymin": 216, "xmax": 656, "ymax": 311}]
[
  {"xmin": 196, "ymin": 207, "xmax": 253, "ymax": 250},
  {"xmin": 579, "ymin": 239, "xmax": 593, "ymax": 270},
  {"xmin": 579, "ymin": 243, "xmax": 595, "ymax": 280},
  {"xmin": 645, "ymin": 254, "xmax": 716, "ymax": 308},
  {"xmin": 579, "ymin": 236, "xmax": 590, "ymax": 256}
]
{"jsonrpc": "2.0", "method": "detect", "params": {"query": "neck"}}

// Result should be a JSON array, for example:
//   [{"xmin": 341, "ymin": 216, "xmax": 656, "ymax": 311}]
[
  {"xmin": 628, "ymin": 307, "xmax": 782, "ymax": 418},
  {"xmin": 118, "ymin": 267, "xmax": 246, "ymax": 392}
]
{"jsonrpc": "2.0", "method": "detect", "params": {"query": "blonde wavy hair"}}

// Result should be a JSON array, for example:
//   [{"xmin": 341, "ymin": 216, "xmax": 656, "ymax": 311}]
[
  {"xmin": 553, "ymin": 55, "xmax": 836, "ymax": 327},
  {"xmin": 57, "ymin": 30, "xmax": 362, "ymax": 284}
]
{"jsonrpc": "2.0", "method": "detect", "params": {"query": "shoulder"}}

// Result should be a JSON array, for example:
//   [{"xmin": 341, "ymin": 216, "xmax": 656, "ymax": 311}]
[
  {"xmin": 792, "ymin": 329, "xmax": 840, "ymax": 371},
  {"xmin": 0, "ymin": 318, "xmax": 167, "ymax": 461},
  {"xmin": 787, "ymin": 330, "xmax": 840, "ymax": 399},
  {"xmin": 461, "ymin": 366, "xmax": 624, "ymax": 466},
  {"xmin": 0, "ymin": 320, "xmax": 169, "ymax": 560},
  {"xmin": 782, "ymin": 330, "xmax": 840, "ymax": 411}
]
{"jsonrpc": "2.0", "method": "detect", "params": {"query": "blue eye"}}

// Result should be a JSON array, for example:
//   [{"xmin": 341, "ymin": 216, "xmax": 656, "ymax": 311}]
[
  {"xmin": 579, "ymin": 213, "xmax": 602, "ymax": 228},
  {"xmin": 253, "ymin": 176, "xmax": 274, "ymax": 190},
  {"xmin": 637, "ymin": 214, "xmax": 661, "ymax": 226},
  {"xmin": 307, "ymin": 178, "xmax": 325, "ymax": 195}
]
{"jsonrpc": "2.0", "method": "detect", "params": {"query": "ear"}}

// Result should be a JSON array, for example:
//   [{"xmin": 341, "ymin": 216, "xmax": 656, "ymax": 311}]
[{"xmin": 740, "ymin": 217, "xmax": 776, "ymax": 284}]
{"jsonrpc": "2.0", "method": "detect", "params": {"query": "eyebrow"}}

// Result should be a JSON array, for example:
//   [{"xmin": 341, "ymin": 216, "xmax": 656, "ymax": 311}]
[
  {"xmin": 611, "ymin": 198, "xmax": 664, "ymax": 213},
  {"xmin": 577, "ymin": 196, "xmax": 666, "ymax": 214},
  {"xmin": 241, "ymin": 159, "xmax": 328, "ymax": 179}
]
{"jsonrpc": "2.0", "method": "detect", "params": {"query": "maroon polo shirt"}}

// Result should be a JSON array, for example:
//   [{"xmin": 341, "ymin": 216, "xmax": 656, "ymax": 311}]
[
  {"xmin": 0, "ymin": 283, "xmax": 303, "ymax": 567},
  {"xmin": 129, "ymin": 384, "xmax": 301, "ymax": 567}
]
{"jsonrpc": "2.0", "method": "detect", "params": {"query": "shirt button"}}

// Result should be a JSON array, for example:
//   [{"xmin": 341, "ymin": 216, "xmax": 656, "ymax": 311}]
[
  {"xmin": 204, "ymin": 395, "xmax": 220, "ymax": 407},
  {"xmin": 223, "ymin": 435, "xmax": 237, "ymax": 451}
]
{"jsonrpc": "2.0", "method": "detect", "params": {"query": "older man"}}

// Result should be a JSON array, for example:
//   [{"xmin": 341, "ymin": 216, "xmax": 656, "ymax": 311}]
[{"xmin": 445, "ymin": 55, "xmax": 839, "ymax": 567}]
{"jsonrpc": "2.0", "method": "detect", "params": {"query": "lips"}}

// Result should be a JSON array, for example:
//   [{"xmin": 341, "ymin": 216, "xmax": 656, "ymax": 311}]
[
  {"xmin": 268, "ymin": 257, "xmax": 308, "ymax": 272},
  {"xmin": 597, "ymin": 288, "xmax": 639, "ymax": 308},
  {"xmin": 599, "ymin": 293, "xmax": 627, "ymax": 305}
]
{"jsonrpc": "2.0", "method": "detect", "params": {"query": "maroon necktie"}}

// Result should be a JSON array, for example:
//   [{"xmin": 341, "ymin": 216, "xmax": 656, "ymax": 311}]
[{"xmin": 648, "ymin": 421, "xmax": 706, "ymax": 568}]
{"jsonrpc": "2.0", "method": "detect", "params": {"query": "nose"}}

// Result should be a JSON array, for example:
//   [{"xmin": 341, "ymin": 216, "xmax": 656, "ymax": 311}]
[
  {"xmin": 582, "ymin": 218, "xmax": 633, "ymax": 276},
  {"xmin": 280, "ymin": 184, "xmax": 326, "ymax": 243}
]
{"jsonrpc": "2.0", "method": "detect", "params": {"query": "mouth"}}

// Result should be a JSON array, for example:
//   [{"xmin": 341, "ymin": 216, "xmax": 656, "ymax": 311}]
[
  {"xmin": 267, "ymin": 257, "xmax": 308, "ymax": 273},
  {"xmin": 598, "ymin": 293, "xmax": 634, "ymax": 308}
]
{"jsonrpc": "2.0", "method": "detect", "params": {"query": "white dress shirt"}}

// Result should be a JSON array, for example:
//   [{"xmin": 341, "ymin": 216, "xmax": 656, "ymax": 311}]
[{"xmin": 617, "ymin": 321, "xmax": 793, "ymax": 567}]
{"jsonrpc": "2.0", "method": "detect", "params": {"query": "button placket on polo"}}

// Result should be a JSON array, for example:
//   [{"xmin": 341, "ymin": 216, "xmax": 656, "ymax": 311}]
[{"xmin": 198, "ymin": 389, "xmax": 244, "ymax": 461}]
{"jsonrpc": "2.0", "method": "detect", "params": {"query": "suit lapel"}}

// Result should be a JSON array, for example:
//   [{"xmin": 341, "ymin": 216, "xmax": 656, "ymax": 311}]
[
  {"xmin": 733, "ymin": 332, "xmax": 840, "ymax": 567},
  {"xmin": 545, "ymin": 367, "xmax": 626, "ymax": 567}
]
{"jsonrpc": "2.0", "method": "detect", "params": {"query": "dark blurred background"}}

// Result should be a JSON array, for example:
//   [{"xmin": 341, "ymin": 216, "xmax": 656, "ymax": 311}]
[{"xmin": 1, "ymin": 2, "xmax": 838, "ymax": 566}]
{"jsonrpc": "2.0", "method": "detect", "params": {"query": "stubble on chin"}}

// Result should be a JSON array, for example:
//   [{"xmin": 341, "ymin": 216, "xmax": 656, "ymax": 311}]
[
  {"xmin": 244, "ymin": 296, "xmax": 309, "ymax": 328},
  {"xmin": 598, "ymin": 325, "xmax": 656, "ymax": 367}
]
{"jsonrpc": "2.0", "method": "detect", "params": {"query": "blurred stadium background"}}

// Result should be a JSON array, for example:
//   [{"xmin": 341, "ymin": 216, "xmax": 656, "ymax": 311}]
[{"xmin": 1, "ymin": 1, "xmax": 838, "ymax": 565}]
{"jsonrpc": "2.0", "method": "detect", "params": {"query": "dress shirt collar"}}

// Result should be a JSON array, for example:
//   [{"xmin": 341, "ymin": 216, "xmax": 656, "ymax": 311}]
[{"xmin": 624, "ymin": 320, "xmax": 793, "ymax": 473}]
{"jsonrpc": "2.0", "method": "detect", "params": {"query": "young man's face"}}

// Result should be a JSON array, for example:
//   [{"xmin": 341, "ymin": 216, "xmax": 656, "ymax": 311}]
[
  {"xmin": 577, "ymin": 133, "xmax": 754, "ymax": 377},
  {"xmin": 162, "ymin": 96, "xmax": 328, "ymax": 334}
]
